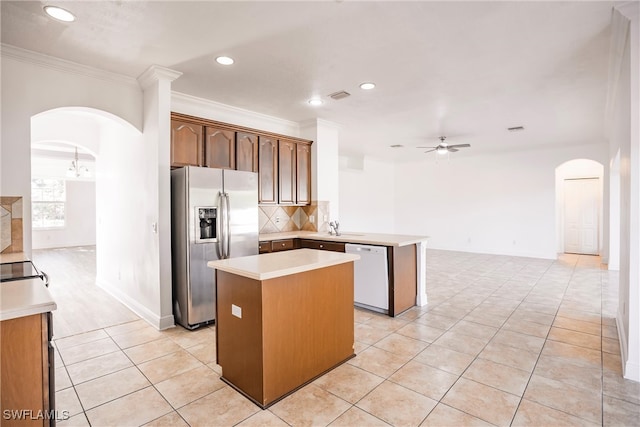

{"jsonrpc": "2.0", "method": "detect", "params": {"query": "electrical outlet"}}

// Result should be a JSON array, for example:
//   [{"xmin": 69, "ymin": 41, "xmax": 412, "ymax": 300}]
[
  {"xmin": 232, "ymin": 304, "xmax": 242, "ymax": 318},
  {"xmin": 275, "ymin": 216, "xmax": 280, "ymax": 223},
  {"xmin": 309, "ymin": 215, "xmax": 315, "ymax": 223}
]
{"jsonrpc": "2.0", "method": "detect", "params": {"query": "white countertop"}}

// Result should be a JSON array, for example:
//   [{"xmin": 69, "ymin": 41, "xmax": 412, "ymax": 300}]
[
  {"xmin": 0, "ymin": 252, "xmax": 29, "ymax": 263},
  {"xmin": 258, "ymin": 231, "xmax": 429, "ymax": 247},
  {"xmin": 0, "ymin": 278, "xmax": 57, "ymax": 321},
  {"xmin": 208, "ymin": 248, "xmax": 360, "ymax": 281}
]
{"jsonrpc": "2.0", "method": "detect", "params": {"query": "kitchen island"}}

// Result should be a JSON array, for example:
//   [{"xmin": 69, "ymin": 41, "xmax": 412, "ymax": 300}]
[
  {"xmin": 208, "ymin": 249, "xmax": 359, "ymax": 408},
  {"xmin": 259, "ymin": 231, "xmax": 429, "ymax": 316}
]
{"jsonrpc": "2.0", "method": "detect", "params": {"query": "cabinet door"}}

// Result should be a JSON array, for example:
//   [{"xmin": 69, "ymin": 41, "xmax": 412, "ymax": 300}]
[
  {"xmin": 204, "ymin": 127, "xmax": 235, "ymax": 169},
  {"xmin": 236, "ymin": 132, "xmax": 258, "ymax": 172},
  {"xmin": 278, "ymin": 140, "xmax": 297, "ymax": 205},
  {"xmin": 296, "ymin": 142, "xmax": 311, "ymax": 205},
  {"xmin": 258, "ymin": 136, "xmax": 278, "ymax": 204},
  {"xmin": 171, "ymin": 120, "xmax": 203, "ymax": 167}
]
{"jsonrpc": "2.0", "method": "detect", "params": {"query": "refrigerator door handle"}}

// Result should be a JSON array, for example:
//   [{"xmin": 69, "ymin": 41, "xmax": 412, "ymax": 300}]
[
  {"xmin": 216, "ymin": 191, "xmax": 224, "ymax": 259},
  {"xmin": 224, "ymin": 193, "xmax": 231, "ymax": 258}
]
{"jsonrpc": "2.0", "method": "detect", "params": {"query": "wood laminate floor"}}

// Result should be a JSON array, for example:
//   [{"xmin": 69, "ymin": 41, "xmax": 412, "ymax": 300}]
[{"xmin": 32, "ymin": 246, "xmax": 139, "ymax": 339}]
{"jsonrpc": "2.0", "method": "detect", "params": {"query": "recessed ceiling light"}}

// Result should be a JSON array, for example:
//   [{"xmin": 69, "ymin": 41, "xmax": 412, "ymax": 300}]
[
  {"xmin": 308, "ymin": 99, "xmax": 323, "ymax": 106},
  {"xmin": 43, "ymin": 5, "xmax": 76, "ymax": 22},
  {"xmin": 359, "ymin": 82, "xmax": 376, "ymax": 90},
  {"xmin": 215, "ymin": 56, "xmax": 234, "ymax": 65}
]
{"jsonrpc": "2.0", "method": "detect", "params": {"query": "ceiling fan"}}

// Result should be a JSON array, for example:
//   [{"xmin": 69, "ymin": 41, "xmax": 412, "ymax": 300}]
[{"xmin": 417, "ymin": 136, "xmax": 471, "ymax": 154}]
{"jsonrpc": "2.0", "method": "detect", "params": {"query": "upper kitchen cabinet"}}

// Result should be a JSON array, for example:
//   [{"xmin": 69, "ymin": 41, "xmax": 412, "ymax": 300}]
[
  {"xmin": 171, "ymin": 119, "xmax": 203, "ymax": 167},
  {"xmin": 278, "ymin": 140, "xmax": 311, "ymax": 205},
  {"xmin": 296, "ymin": 142, "xmax": 311, "ymax": 205},
  {"xmin": 170, "ymin": 112, "xmax": 312, "ymax": 205},
  {"xmin": 258, "ymin": 136, "xmax": 278, "ymax": 204},
  {"xmin": 278, "ymin": 139, "xmax": 297, "ymax": 205},
  {"xmin": 204, "ymin": 127, "xmax": 235, "ymax": 169},
  {"xmin": 236, "ymin": 132, "xmax": 259, "ymax": 172}
]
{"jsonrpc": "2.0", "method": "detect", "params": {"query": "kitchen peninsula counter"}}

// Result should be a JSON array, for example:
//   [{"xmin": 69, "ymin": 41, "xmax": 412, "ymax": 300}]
[
  {"xmin": 208, "ymin": 249, "xmax": 358, "ymax": 408},
  {"xmin": 258, "ymin": 230, "xmax": 428, "ymax": 247},
  {"xmin": 259, "ymin": 232, "xmax": 430, "ymax": 313}
]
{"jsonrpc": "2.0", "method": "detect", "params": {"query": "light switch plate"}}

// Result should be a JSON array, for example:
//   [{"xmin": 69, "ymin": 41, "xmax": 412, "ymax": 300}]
[{"xmin": 232, "ymin": 304, "xmax": 242, "ymax": 318}]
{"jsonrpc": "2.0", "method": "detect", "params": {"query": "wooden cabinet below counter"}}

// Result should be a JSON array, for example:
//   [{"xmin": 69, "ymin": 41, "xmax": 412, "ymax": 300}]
[
  {"xmin": 1, "ymin": 312, "xmax": 53, "ymax": 427},
  {"xmin": 299, "ymin": 239, "xmax": 345, "ymax": 253}
]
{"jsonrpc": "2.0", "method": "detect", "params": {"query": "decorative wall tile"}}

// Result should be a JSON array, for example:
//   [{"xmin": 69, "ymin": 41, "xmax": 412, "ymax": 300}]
[
  {"xmin": 258, "ymin": 201, "xmax": 330, "ymax": 234},
  {"xmin": 0, "ymin": 196, "xmax": 23, "ymax": 253}
]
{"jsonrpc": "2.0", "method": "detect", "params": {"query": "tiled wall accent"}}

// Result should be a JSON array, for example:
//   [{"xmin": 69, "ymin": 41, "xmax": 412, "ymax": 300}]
[
  {"xmin": 1, "ymin": 196, "xmax": 23, "ymax": 253},
  {"xmin": 259, "ymin": 201, "xmax": 331, "ymax": 234}
]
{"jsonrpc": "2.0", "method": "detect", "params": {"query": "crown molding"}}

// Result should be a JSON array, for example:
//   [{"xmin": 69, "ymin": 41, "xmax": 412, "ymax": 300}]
[
  {"xmin": 616, "ymin": 1, "xmax": 639, "ymax": 20},
  {"xmin": 171, "ymin": 91, "xmax": 300, "ymax": 135},
  {"xmin": 0, "ymin": 43, "xmax": 139, "ymax": 88},
  {"xmin": 137, "ymin": 65, "xmax": 183, "ymax": 90}
]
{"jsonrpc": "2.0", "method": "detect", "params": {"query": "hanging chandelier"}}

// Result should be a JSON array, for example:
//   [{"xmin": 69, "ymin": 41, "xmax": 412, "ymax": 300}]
[{"xmin": 67, "ymin": 147, "xmax": 90, "ymax": 178}]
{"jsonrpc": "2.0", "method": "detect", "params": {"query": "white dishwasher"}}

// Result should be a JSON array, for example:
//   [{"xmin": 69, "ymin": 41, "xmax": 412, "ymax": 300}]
[{"xmin": 345, "ymin": 243, "xmax": 389, "ymax": 313}]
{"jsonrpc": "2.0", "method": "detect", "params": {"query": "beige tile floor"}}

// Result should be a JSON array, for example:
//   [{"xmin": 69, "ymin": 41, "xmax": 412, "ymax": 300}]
[{"xmin": 50, "ymin": 249, "xmax": 639, "ymax": 426}]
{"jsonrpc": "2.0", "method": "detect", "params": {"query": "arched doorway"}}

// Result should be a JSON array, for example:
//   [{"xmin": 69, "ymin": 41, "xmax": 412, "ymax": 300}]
[
  {"xmin": 555, "ymin": 159, "xmax": 605, "ymax": 256},
  {"xmin": 30, "ymin": 107, "xmax": 143, "ymax": 337}
]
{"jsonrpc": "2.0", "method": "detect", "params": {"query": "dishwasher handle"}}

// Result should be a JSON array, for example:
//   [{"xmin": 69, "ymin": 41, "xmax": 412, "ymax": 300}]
[{"xmin": 345, "ymin": 243, "xmax": 387, "ymax": 255}]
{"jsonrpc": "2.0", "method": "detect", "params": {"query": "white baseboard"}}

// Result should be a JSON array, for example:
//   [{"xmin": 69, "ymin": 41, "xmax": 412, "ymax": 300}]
[
  {"xmin": 624, "ymin": 359, "xmax": 640, "ymax": 382},
  {"xmin": 615, "ymin": 311, "xmax": 640, "ymax": 381},
  {"xmin": 96, "ymin": 277, "xmax": 175, "ymax": 331}
]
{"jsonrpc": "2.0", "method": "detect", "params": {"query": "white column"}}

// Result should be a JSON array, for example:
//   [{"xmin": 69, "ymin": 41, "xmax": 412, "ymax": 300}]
[
  {"xmin": 415, "ymin": 241, "xmax": 428, "ymax": 306},
  {"xmin": 137, "ymin": 65, "xmax": 182, "ymax": 330},
  {"xmin": 300, "ymin": 119, "xmax": 341, "ymax": 221},
  {"xmin": 621, "ymin": 1, "xmax": 640, "ymax": 382}
]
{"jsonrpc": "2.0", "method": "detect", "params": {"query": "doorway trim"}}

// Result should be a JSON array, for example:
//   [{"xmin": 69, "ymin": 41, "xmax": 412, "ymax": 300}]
[{"xmin": 555, "ymin": 159, "xmax": 605, "ymax": 256}]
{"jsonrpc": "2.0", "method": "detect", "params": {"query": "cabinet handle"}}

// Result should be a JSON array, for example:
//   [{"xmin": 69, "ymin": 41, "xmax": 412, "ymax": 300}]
[
  {"xmin": 281, "ymin": 243, "xmax": 285, "ymax": 246},
  {"xmin": 320, "ymin": 245, "xmax": 324, "ymax": 248}
]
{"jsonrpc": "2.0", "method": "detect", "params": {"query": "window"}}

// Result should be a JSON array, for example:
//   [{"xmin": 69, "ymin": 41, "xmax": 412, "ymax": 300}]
[{"xmin": 32, "ymin": 178, "xmax": 65, "ymax": 229}]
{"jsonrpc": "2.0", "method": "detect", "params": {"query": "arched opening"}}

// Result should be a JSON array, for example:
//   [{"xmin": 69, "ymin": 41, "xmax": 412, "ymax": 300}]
[
  {"xmin": 555, "ymin": 159, "xmax": 605, "ymax": 256},
  {"xmin": 30, "ymin": 107, "xmax": 143, "ymax": 337}
]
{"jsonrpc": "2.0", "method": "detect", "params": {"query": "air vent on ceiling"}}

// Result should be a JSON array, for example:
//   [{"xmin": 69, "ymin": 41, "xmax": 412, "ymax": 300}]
[
  {"xmin": 507, "ymin": 126, "xmax": 525, "ymax": 132},
  {"xmin": 329, "ymin": 90, "xmax": 351, "ymax": 100},
  {"xmin": 390, "ymin": 144, "xmax": 404, "ymax": 148}
]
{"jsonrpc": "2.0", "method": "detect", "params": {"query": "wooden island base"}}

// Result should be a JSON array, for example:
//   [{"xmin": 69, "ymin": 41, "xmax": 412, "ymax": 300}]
[{"xmin": 215, "ymin": 261, "xmax": 355, "ymax": 409}]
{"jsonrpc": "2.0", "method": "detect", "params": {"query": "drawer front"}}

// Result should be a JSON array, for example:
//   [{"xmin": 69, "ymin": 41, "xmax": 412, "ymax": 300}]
[
  {"xmin": 271, "ymin": 239, "xmax": 295, "ymax": 252},
  {"xmin": 258, "ymin": 241, "xmax": 272, "ymax": 254},
  {"xmin": 300, "ymin": 240, "xmax": 345, "ymax": 253}
]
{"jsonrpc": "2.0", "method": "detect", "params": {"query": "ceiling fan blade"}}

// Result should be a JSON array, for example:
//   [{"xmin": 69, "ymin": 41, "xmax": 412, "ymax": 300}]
[
  {"xmin": 416, "ymin": 146, "xmax": 437, "ymax": 149},
  {"xmin": 447, "ymin": 144, "xmax": 471, "ymax": 148},
  {"xmin": 423, "ymin": 148, "xmax": 437, "ymax": 153},
  {"xmin": 448, "ymin": 148, "xmax": 459, "ymax": 152}
]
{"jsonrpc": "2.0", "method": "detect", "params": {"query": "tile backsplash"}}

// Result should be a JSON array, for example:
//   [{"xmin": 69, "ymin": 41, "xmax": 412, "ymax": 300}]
[
  {"xmin": 259, "ymin": 201, "xmax": 330, "ymax": 234},
  {"xmin": 1, "ymin": 196, "xmax": 23, "ymax": 253}
]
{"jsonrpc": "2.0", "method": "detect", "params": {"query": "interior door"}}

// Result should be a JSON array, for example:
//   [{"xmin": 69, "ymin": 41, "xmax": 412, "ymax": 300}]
[{"xmin": 564, "ymin": 178, "xmax": 599, "ymax": 255}]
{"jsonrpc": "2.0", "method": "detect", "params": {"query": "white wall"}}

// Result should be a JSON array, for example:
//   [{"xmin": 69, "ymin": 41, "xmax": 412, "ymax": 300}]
[
  {"xmin": 32, "ymin": 180, "xmax": 96, "ymax": 250},
  {"xmin": 0, "ymin": 46, "xmax": 142, "ymax": 255},
  {"xmin": 0, "ymin": 47, "xmax": 177, "ymax": 330},
  {"xmin": 339, "ymin": 156, "xmax": 395, "ymax": 233},
  {"xmin": 393, "ymin": 144, "xmax": 608, "ymax": 259},
  {"xmin": 609, "ymin": 3, "xmax": 640, "ymax": 382}
]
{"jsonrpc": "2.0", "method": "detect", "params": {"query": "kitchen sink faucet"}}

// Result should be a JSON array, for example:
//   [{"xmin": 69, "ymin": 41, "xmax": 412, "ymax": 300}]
[{"xmin": 329, "ymin": 221, "xmax": 341, "ymax": 236}]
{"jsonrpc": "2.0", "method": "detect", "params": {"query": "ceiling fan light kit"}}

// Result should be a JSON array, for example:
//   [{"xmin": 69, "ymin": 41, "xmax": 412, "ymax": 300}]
[{"xmin": 416, "ymin": 136, "xmax": 471, "ymax": 155}]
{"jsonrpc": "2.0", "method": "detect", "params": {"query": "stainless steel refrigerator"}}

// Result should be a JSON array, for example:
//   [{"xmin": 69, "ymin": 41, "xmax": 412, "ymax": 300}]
[{"xmin": 171, "ymin": 166, "xmax": 258, "ymax": 329}]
